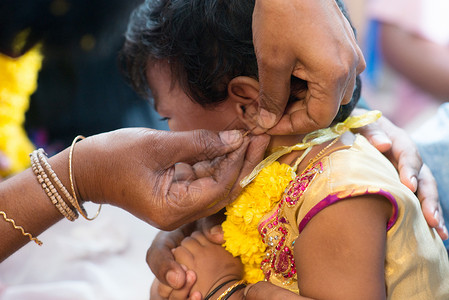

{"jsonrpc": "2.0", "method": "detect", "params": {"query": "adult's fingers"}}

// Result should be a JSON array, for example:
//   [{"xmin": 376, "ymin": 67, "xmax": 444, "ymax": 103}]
[
  {"xmin": 197, "ymin": 134, "xmax": 270, "ymax": 215},
  {"xmin": 354, "ymin": 110, "xmax": 420, "ymax": 191},
  {"xmin": 252, "ymin": 0, "xmax": 365, "ymax": 134},
  {"xmin": 164, "ymin": 134, "xmax": 269, "ymax": 228},
  {"xmin": 416, "ymin": 164, "xmax": 448, "ymax": 240},
  {"xmin": 252, "ymin": 0, "xmax": 293, "ymax": 130},
  {"xmin": 147, "ymin": 230, "xmax": 190, "ymax": 289},
  {"xmin": 256, "ymin": 56, "xmax": 294, "ymax": 130},
  {"xmin": 156, "ymin": 130, "xmax": 245, "ymax": 169},
  {"xmin": 354, "ymin": 110, "xmax": 446, "ymax": 238},
  {"xmin": 198, "ymin": 214, "xmax": 226, "ymax": 245}
]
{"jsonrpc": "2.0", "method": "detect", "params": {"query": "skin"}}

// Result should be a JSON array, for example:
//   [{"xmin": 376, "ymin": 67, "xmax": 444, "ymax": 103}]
[
  {"xmin": 171, "ymin": 231, "xmax": 244, "ymax": 298},
  {"xmin": 380, "ymin": 23, "xmax": 449, "ymax": 99},
  {"xmin": 253, "ymin": 0, "xmax": 366, "ymax": 134},
  {"xmin": 147, "ymin": 59, "xmax": 447, "ymax": 299},
  {"xmin": 0, "ymin": 128, "xmax": 269, "ymax": 261}
]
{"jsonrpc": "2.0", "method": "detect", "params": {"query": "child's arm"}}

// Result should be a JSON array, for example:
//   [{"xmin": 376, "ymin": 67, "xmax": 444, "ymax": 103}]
[{"xmin": 295, "ymin": 194, "xmax": 391, "ymax": 299}]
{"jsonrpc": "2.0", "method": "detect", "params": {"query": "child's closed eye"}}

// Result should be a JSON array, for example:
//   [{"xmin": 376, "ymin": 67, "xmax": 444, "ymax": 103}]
[{"xmin": 159, "ymin": 117, "xmax": 170, "ymax": 121}]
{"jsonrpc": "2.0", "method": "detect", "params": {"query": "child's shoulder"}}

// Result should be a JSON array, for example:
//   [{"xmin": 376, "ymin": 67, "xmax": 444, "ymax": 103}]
[{"xmin": 297, "ymin": 132, "xmax": 406, "ymax": 203}]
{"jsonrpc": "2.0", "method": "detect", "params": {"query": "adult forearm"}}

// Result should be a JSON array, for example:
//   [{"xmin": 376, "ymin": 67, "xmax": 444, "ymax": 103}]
[
  {"xmin": 0, "ymin": 149, "xmax": 70, "ymax": 261},
  {"xmin": 380, "ymin": 23, "xmax": 449, "ymax": 99},
  {"xmin": 0, "ymin": 128, "xmax": 264, "ymax": 261}
]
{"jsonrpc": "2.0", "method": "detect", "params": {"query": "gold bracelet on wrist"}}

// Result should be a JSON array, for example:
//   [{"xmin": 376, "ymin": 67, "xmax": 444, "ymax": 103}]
[
  {"xmin": 69, "ymin": 135, "xmax": 102, "ymax": 221},
  {"xmin": 29, "ymin": 134, "xmax": 102, "ymax": 225},
  {"xmin": 0, "ymin": 210, "xmax": 43, "ymax": 245}
]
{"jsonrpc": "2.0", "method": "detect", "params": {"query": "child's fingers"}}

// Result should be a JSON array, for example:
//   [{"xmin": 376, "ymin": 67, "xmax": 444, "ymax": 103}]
[
  {"xmin": 173, "ymin": 245, "xmax": 195, "ymax": 267},
  {"xmin": 190, "ymin": 231, "xmax": 211, "ymax": 246}
]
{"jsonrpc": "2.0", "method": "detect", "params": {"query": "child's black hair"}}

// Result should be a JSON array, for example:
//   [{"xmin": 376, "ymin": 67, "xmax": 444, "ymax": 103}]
[{"xmin": 121, "ymin": 0, "xmax": 360, "ymax": 123}]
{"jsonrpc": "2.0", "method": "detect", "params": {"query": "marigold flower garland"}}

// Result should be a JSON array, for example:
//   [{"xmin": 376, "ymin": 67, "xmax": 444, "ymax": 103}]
[
  {"xmin": 222, "ymin": 161, "xmax": 294, "ymax": 283},
  {"xmin": 0, "ymin": 45, "xmax": 42, "ymax": 177}
]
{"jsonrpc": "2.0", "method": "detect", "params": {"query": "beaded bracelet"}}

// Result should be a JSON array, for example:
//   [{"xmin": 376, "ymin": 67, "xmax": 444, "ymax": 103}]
[
  {"xmin": 36, "ymin": 149, "xmax": 80, "ymax": 218},
  {"xmin": 217, "ymin": 280, "xmax": 247, "ymax": 300},
  {"xmin": 0, "ymin": 210, "xmax": 43, "ymax": 245},
  {"xmin": 29, "ymin": 135, "xmax": 102, "ymax": 223},
  {"xmin": 30, "ymin": 150, "xmax": 77, "ymax": 221}
]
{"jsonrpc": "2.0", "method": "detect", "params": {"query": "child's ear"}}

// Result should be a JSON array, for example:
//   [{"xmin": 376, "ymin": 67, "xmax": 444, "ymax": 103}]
[{"xmin": 227, "ymin": 76, "xmax": 260, "ymax": 128}]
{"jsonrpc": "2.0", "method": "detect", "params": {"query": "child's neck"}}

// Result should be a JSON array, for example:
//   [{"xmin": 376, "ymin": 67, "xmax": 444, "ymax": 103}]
[
  {"xmin": 267, "ymin": 134, "xmax": 306, "ymax": 166},
  {"xmin": 267, "ymin": 132, "xmax": 354, "ymax": 175}
]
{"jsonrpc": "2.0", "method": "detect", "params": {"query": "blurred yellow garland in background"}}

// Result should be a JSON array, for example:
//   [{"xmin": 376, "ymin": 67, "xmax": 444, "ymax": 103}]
[{"xmin": 0, "ymin": 44, "xmax": 42, "ymax": 177}]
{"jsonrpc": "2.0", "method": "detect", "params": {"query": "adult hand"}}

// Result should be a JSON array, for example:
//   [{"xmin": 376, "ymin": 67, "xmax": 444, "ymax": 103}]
[
  {"xmin": 253, "ymin": 0, "xmax": 366, "ymax": 134},
  {"xmin": 148, "ymin": 215, "xmax": 225, "ymax": 299},
  {"xmin": 74, "ymin": 128, "xmax": 270, "ymax": 230},
  {"xmin": 354, "ymin": 109, "xmax": 448, "ymax": 240}
]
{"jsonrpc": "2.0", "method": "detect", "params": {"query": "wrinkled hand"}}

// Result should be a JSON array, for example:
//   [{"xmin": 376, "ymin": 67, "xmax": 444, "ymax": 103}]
[
  {"xmin": 73, "ymin": 128, "xmax": 269, "ymax": 230},
  {"xmin": 148, "ymin": 216, "xmax": 225, "ymax": 299},
  {"xmin": 253, "ymin": 0, "xmax": 365, "ymax": 134},
  {"xmin": 355, "ymin": 109, "xmax": 448, "ymax": 240}
]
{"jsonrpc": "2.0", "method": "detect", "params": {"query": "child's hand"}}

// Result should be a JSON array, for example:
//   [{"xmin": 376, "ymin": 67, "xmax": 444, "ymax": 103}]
[
  {"xmin": 147, "ymin": 215, "xmax": 227, "ymax": 296},
  {"xmin": 172, "ymin": 231, "xmax": 244, "ymax": 298}
]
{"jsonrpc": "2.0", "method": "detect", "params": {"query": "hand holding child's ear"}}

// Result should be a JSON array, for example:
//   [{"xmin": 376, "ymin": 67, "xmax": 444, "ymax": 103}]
[
  {"xmin": 355, "ymin": 109, "xmax": 448, "ymax": 240},
  {"xmin": 252, "ymin": 0, "xmax": 365, "ymax": 134},
  {"xmin": 74, "ymin": 128, "xmax": 269, "ymax": 230}
]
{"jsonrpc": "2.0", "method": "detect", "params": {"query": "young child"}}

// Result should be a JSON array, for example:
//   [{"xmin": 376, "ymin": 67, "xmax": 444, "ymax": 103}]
[{"xmin": 121, "ymin": 0, "xmax": 449, "ymax": 299}]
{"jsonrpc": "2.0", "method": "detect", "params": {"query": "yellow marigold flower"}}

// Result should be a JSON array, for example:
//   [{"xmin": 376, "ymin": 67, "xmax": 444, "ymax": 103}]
[{"xmin": 222, "ymin": 162, "xmax": 293, "ymax": 283}]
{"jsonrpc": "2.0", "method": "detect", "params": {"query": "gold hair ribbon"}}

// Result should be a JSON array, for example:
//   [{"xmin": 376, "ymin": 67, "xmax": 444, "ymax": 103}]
[{"xmin": 240, "ymin": 110, "xmax": 382, "ymax": 187}]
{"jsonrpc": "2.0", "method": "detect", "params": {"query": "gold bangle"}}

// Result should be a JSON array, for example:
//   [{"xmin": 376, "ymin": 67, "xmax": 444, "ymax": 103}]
[
  {"xmin": 0, "ymin": 210, "xmax": 43, "ymax": 245},
  {"xmin": 217, "ymin": 280, "xmax": 247, "ymax": 300},
  {"xmin": 69, "ymin": 135, "xmax": 102, "ymax": 221}
]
